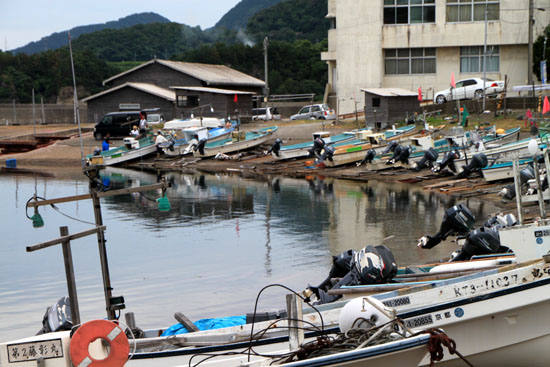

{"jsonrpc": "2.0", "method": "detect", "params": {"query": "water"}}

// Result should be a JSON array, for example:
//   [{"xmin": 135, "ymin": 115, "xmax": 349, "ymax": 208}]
[{"xmin": 0, "ymin": 167, "xmax": 501, "ymax": 342}]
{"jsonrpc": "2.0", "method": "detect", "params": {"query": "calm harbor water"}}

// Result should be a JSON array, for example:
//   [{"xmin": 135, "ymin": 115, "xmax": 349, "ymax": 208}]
[{"xmin": 0, "ymin": 168, "xmax": 501, "ymax": 342}]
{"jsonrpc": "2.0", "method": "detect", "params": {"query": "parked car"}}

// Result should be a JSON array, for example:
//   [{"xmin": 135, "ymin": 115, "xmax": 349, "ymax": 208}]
[
  {"xmin": 251, "ymin": 107, "xmax": 281, "ymax": 121},
  {"xmin": 290, "ymin": 104, "xmax": 336, "ymax": 120},
  {"xmin": 93, "ymin": 109, "xmax": 159, "ymax": 140},
  {"xmin": 433, "ymin": 78, "xmax": 504, "ymax": 104}
]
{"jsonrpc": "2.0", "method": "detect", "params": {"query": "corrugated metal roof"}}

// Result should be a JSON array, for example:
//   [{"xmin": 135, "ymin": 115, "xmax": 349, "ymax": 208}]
[
  {"xmin": 82, "ymin": 82, "xmax": 175, "ymax": 102},
  {"xmin": 103, "ymin": 59, "xmax": 266, "ymax": 87},
  {"xmin": 171, "ymin": 86, "xmax": 256, "ymax": 95},
  {"xmin": 361, "ymin": 88, "xmax": 418, "ymax": 97}
]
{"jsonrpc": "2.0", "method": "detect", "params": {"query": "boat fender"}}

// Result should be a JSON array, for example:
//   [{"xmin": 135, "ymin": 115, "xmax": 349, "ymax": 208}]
[
  {"xmin": 69, "ymin": 319, "xmax": 129, "ymax": 367},
  {"xmin": 339, "ymin": 297, "xmax": 392, "ymax": 333}
]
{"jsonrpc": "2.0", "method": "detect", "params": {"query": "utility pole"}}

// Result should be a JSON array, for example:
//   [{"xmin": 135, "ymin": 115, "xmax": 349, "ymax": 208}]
[
  {"xmin": 528, "ymin": 0, "xmax": 534, "ymax": 86},
  {"xmin": 482, "ymin": 3, "xmax": 488, "ymax": 111},
  {"xmin": 264, "ymin": 37, "xmax": 269, "ymax": 104}
]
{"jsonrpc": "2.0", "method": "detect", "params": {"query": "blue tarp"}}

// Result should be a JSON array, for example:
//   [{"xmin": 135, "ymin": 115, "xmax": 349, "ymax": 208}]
[{"xmin": 161, "ymin": 315, "xmax": 247, "ymax": 336}]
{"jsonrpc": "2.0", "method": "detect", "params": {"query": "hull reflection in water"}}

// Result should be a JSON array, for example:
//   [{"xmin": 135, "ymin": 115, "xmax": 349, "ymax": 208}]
[{"xmin": 0, "ymin": 167, "xmax": 499, "ymax": 343}]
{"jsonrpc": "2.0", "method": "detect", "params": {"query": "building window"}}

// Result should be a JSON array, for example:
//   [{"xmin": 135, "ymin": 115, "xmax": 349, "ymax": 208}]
[
  {"xmin": 385, "ymin": 48, "xmax": 436, "ymax": 75},
  {"xmin": 446, "ymin": 0, "xmax": 499, "ymax": 22},
  {"xmin": 372, "ymin": 98, "xmax": 381, "ymax": 107},
  {"xmin": 384, "ymin": 0, "xmax": 435, "ymax": 25},
  {"xmin": 460, "ymin": 46, "xmax": 499, "ymax": 73},
  {"xmin": 177, "ymin": 95, "xmax": 199, "ymax": 107}
]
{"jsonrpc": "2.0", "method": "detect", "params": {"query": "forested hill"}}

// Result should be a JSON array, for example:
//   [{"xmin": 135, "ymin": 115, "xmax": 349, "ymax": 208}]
[
  {"xmin": 246, "ymin": 0, "xmax": 329, "ymax": 43},
  {"xmin": 11, "ymin": 12, "xmax": 171, "ymax": 55},
  {"xmin": 214, "ymin": 0, "xmax": 284, "ymax": 30}
]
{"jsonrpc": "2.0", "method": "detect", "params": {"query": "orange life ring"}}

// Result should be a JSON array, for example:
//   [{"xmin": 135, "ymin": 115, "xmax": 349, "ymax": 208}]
[{"xmin": 70, "ymin": 319, "xmax": 129, "ymax": 367}]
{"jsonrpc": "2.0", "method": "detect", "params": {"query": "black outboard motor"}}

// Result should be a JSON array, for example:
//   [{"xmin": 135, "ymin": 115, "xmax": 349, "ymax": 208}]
[
  {"xmin": 308, "ymin": 138, "xmax": 325, "ymax": 159},
  {"xmin": 500, "ymin": 165, "xmax": 536, "ymax": 200},
  {"xmin": 321, "ymin": 145, "xmax": 335, "ymax": 162},
  {"xmin": 414, "ymin": 147, "xmax": 439, "ymax": 172},
  {"xmin": 383, "ymin": 141, "xmax": 399, "ymax": 154},
  {"xmin": 305, "ymin": 245, "xmax": 397, "ymax": 305},
  {"xmin": 418, "ymin": 203, "xmax": 475, "ymax": 249},
  {"xmin": 450, "ymin": 228, "xmax": 503, "ymax": 261},
  {"xmin": 93, "ymin": 148, "xmax": 101, "ymax": 156},
  {"xmin": 358, "ymin": 148, "xmax": 377, "ymax": 166},
  {"xmin": 36, "ymin": 296, "xmax": 72, "ymax": 335},
  {"xmin": 268, "ymin": 138, "xmax": 282, "ymax": 157},
  {"xmin": 457, "ymin": 152, "xmax": 488, "ymax": 178},
  {"xmin": 433, "ymin": 148, "xmax": 461, "ymax": 173},
  {"xmin": 167, "ymin": 139, "xmax": 175, "ymax": 152},
  {"xmin": 195, "ymin": 138, "xmax": 208, "ymax": 156},
  {"xmin": 388, "ymin": 145, "xmax": 411, "ymax": 164}
]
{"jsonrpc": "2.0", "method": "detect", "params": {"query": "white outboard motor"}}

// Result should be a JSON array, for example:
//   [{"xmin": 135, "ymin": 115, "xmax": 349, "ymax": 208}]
[{"xmin": 339, "ymin": 297, "xmax": 392, "ymax": 333}]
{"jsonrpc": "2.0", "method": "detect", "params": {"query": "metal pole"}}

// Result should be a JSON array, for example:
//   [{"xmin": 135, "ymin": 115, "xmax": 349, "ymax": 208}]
[
  {"xmin": 513, "ymin": 159, "xmax": 524, "ymax": 224},
  {"xmin": 68, "ymin": 32, "xmax": 85, "ymax": 169},
  {"xmin": 482, "ymin": 4, "xmax": 488, "ymax": 111},
  {"xmin": 32, "ymin": 88, "xmax": 36, "ymax": 137},
  {"xmin": 59, "ymin": 226, "xmax": 81, "ymax": 326},
  {"xmin": 528, "ymin": 0, "xmax": 534, "ymax": 87},
  {"xmin": 41, "ymin": 97, "xmax": 45, "ymax": 125},
  {"xmin": 90, "ymin": 188, "xmax": 116, "ymax": 320},
  {"xmin": 264, "ymin": 37, "xmax": 269, "ymax": 103}
]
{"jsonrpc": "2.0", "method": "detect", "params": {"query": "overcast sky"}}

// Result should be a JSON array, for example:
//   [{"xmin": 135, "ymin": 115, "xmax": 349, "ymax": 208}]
[{"xmin": 0, "ymin": 0, "xmax": 242, "ymax": 51}]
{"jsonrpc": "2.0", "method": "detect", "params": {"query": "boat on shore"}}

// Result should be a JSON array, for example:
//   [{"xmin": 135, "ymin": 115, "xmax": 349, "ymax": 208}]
[
  {"xmin": 274, "ymin": 130, "xmax": 358, "ymax": 160},
  {"xmin": 163, "ymin": 117, "xmax": 226, "ymax": 129},
  {"xmin": 323, "ymin": 125, "xmax": 417, "ymax": 167},
  {"xmin": 86, "ymin": 135, "xmax": 157, "ymax": 166},
  {"xmin": 161, "ymin": 125, "xmax": 235, "ymax": 157},
  {"xmin": 193, "ymin": 126, "xmax": 278, "ymax": 158}
]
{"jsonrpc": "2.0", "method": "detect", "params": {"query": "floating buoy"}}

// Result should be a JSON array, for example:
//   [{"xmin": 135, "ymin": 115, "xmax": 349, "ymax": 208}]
[{"xmin": 69, "ymin": 319, "xmax": 129, "ymax": 367}]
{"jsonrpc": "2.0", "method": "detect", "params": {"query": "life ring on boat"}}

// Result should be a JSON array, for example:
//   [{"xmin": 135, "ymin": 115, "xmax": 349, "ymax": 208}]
[{"xmin": 69, "ymin": 319, "xmax": 129, "ymax": 367}]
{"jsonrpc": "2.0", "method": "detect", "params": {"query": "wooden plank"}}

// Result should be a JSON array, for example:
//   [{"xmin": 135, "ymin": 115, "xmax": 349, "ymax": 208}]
[
  {"xmin": 174, "ymin": 312, "xmax": 199, "ymax": 332},
  {"xmin": 26, "ymin": 226, "xmax": 106, "ymax": 252},
  {"xmin": 27, "ymin": 183, "xmax": 167, "ymax": 208},
  {"xmin": 424, "ymin": 178, "xmax": 467, "ymax": 189}
]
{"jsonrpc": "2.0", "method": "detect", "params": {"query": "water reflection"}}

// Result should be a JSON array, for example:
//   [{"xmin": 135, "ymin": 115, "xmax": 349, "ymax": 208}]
[{"xmin": 0, "ymin": 168, "xmax": 500, "ymax": 342}]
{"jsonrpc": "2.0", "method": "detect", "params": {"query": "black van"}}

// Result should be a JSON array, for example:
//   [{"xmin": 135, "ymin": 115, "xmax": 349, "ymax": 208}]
[{"xmin": 93, "ymin": 111, "xmax": 141, "ymax": 140}]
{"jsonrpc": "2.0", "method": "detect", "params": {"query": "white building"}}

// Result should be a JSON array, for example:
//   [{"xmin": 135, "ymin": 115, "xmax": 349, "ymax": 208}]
[{"xmin": 322, "ymin": 0, "xmax": 550, "ymax": 114}]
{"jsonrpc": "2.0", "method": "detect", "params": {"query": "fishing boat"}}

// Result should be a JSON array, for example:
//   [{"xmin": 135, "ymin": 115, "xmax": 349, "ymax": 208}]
[
  {"xmin": 273, "ymin": 131, "xmax": 358, "ymax": 160},
  {"xmin": 161, "ymin": 125, "xmax": 235, "ymax": 157},
  {"xmin": 193, "ymin": 126, "xmax": 278, "ymax": 158},
  {"xmin": 86, "ymin": 135, "xmax": 157, "ymax": 167},
  {"xmin": 451, "ymin": 135, "xmax": 545, "ymax": 177},
  {"xmin": 323, "ymin": 125, "xmax": 417, "ymax": 167}
]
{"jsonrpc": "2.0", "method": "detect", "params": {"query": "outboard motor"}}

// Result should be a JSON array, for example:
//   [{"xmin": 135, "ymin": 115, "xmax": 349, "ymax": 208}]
[
  {"xmin": 304, "ymin": 245, "xmax": 397, "ymax": 305},
  {"xmin": 93, "ymin": 147, "xmax": 101, "ymax": 156},
  {"xmin": 457, "ymin": 152, "xmax": 488, "ymax": 178},
  {"xmin": 418, "ymin": 203, "xmax": 475, "ymax": 249},
  {"xmin": 357, "ymin": 149, "xmax": 377, "ymax": 166},
  {"xmin": 195, "ymin": 138, "xmax": 208, "ymax": 156},
  {"xmin": 321, "ymin": 145, "xmax": 335, "ymax": 162},
  {"xmin": 308, "ymin": 137, "xmax": 326, "ymax": 159},
  {"xmin": 383, "ymin": 141, "xmax": 399, "ymax": 154},
  {"xmin": 450, "ymin": 227, "xmax": 504, "ymax": 261},
  {"xmin": 499, "ymin": 165, "xmax": 536, "ymax": 200},
  {"xmin": 36, "ymin": 296, "xmax": 72, "ymax": 335},
  {"xmin": 388, "ymin": 145, "xmax": 411, "ymax": 164},
  {"xmin": 267, "ymin": 138, "xmax": 283, "ymax": 157},
  {"xmin": 433, "ymin": 148, "xmax": 461, "ymax": 173},
  {"xmin": 414, "ymin": 147, "xmax": 439, "ymax": 172},
  {"xmin": 167, "ymin": 139, "xmax": 175, "ymax": 152}
]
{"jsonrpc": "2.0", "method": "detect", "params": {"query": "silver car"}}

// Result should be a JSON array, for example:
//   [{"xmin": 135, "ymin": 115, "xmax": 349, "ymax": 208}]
[{"xmin": 290, "ymin": 104, "xmax": 336, "ymax": 120}]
